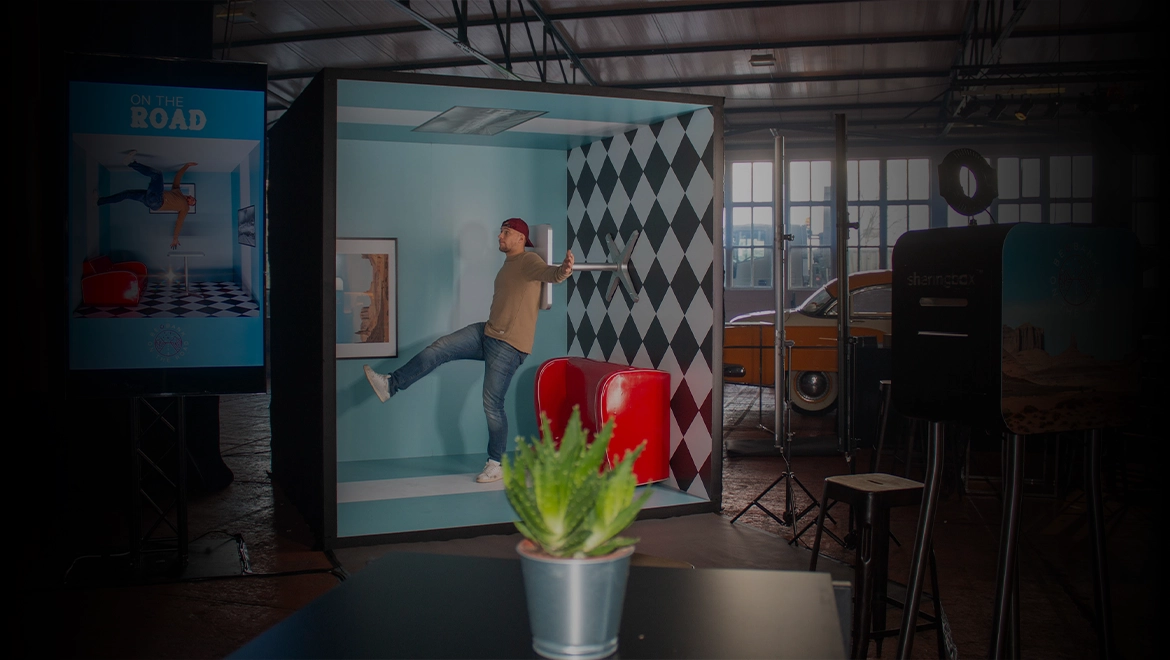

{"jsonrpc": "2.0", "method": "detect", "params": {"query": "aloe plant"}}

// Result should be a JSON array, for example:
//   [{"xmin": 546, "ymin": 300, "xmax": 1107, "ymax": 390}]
[{"xmin": 502, "ymin": 407, "xmax": 651, "ymax": 559}]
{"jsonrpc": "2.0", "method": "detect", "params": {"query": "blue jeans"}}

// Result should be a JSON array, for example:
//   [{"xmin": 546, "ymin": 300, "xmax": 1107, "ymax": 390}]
[
  {"xmin": 388, "ymin": 322, "xmax": 526, "ymax": 463},
  {"xmin": 97, "ymin": 161, "xmax": 164, "ymax": 210}
]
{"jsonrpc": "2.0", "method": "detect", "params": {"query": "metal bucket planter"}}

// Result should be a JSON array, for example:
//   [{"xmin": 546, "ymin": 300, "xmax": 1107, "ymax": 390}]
[{"xmin": 516, "ymin": 539, "xmax": 635, "ymax": 660}]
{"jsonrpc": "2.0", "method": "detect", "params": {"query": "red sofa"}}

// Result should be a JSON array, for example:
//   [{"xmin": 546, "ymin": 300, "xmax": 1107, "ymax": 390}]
[
  {"xmin": 81, "ymin": 256, "xmax": 148, "ymax": 306},
  {"xmin": 534, "ymin": 356, "xmax": 670, "ymax": 485}
]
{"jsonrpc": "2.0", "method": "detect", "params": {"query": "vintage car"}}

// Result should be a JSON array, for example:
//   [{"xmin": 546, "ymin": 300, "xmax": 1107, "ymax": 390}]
[{"xmin": 723, "ymin": 269, "xmax": 892, "ymax": 415}]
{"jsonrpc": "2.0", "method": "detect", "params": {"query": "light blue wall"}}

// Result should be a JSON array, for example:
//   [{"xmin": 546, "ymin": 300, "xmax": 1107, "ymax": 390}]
[
  {"xmin": 105, "ymin": 168, "xmax": 236, "ymax": 280},
  {"xmin": 247, "ymin": 143, "xmax": 264, "ymax": 296},
  {"xmin": 335, "ymin": 140, "xmax": 567, "ymax": 462}
]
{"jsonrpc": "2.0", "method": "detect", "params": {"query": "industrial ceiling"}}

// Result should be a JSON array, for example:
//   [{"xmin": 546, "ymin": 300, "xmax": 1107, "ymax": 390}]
[{"xmin": 212, "ymin": 0, "xmax": 1155, "ymax": 148}]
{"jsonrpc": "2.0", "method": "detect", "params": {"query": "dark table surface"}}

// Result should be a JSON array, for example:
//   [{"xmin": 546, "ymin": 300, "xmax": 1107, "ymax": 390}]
[{"xmin": 231, "ymin": 550, "xmax": 846, "ymax": 659}]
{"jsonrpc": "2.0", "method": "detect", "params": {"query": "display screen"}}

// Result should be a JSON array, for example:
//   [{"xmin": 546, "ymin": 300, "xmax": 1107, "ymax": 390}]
[{"xmin": 66, "ymin": 54, "xmax": 267, "ymax": 395}]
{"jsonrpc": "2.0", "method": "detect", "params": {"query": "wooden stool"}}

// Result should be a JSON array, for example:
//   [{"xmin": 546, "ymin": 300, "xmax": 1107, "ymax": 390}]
[{"xmin": 809, "ymin": 473, "xmax": 947, "ymax": 659}]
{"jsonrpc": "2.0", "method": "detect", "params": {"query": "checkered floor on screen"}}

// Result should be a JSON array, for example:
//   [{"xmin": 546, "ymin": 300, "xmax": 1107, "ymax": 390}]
[
  {"xmin": 565, "ymin": 108, "xmax": 716, "ymax": 496},
  {"xmin": 74, "ymin": 281, "xmax": 260, "ymax": 318}
]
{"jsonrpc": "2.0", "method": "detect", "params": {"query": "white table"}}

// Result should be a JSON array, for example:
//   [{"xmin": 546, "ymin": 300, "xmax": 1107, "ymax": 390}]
[{"xmin": 168, "ymin": 251, "xmax": 205, "ymax": 294}]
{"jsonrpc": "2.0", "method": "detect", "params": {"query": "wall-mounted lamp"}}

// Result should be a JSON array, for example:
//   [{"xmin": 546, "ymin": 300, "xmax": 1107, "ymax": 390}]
[
  {"xmin": 749, "ymin": 52, "xmax": 776, "ymax": 67},
  {"xmin": 1014, "ymin": 98, "xmax": 1034, "ymax": 121}
]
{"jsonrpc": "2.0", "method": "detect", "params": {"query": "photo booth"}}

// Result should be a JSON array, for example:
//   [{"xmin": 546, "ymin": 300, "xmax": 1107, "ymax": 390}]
[{"xmin": 269, "ymin": 70, "xmax": 724, "ymax": 547}]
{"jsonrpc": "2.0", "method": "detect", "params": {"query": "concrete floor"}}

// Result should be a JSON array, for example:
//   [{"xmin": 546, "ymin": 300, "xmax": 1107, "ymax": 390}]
[{"xmin": 19, "ymin": 388, "xmax": 1157, "ymax": 659}]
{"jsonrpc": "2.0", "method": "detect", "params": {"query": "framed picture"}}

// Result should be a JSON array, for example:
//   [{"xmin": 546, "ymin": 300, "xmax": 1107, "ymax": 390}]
[
  {"xmin": 336, "ymin": 238, "xmax": 397, "ymax": 358},
  {"xmin": 237, "ymin": 205, "xmax": 257, "ymax": 246},
  {"xmin": 149, "ymin": 182, "xmax": 196, "ymax": 214}
]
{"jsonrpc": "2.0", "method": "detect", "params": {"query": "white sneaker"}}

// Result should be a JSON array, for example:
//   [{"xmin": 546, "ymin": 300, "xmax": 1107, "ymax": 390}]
[
  {"xmin": 476, "ymin": 459, "xmax": 502, "ymax": 483},
  {"xmin": 363, "ymin": 364, "xmax": 391, "ymax": 402}
]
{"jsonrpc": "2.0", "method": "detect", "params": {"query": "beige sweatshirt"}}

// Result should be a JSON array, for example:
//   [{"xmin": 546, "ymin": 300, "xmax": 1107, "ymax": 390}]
[{"xmin": 485, "ymin": 251, "xmax": 568, "ymax": 354}]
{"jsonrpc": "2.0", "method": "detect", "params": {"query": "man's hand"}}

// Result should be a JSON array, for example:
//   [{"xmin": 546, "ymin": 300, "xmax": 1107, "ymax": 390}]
[
  {"xmin": 170, "ymin": 238, "xmax": 181, "ymax": 250},
  {"xmin": 559, "ymin": 250, "xmax": 574, "ymax": 278}
]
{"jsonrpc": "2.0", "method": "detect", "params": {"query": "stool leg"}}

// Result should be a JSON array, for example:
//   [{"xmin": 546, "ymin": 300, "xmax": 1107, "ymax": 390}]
[
  {"xmin": 896, "ymin": 420, "xmax": 944, "ymax": 659},
  {"xmin": 871, "ymin": 381, "xmax": 892, "ymax": 473},
  {"xmin": 989, "ymin": 433, "xmax": 1024, "ymax": 660},
  {"xmin": 871, "ymin": 504, "xmax": 891, "ymax": 657},
  {"xmin": 809, "ymin": 490, "xmax": 832, "ymax": 572},
  {"xmin": 853, "ymin": 521, "xmax": 875, "ymax": 660},
  {"xmin": 1085, "ymin": 429, "xmax": 1113, "ymax": 660},
  {"xmin": 930, "ymin": 547, "xmax": 947, "ymax": 660}
]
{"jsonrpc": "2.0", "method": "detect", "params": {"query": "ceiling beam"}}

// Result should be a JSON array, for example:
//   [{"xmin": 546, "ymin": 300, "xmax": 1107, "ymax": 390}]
[
  {"xmin": 216, "ymin": 0, "xmax": 872, "ymax": 49},
  {"xmin": 523, "ymin": 0, "xmax": 595, "ymax": 85},
  {"xmin": 260, "ymin": 20, "xmax": 1144, "ymax": 81},
  {"xmin": 384, "ymin": 0, "xmax": 522, "ymax": 81}
]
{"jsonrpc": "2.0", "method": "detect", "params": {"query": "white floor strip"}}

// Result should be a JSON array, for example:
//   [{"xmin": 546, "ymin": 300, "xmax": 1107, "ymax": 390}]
[{"xmin": 338, "ymin": 473, "xmax": 505, "ymax": 503}]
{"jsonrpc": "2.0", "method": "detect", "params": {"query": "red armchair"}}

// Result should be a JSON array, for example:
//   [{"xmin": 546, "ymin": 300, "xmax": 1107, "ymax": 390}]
[
  {"xmin": 81, "ymin": 256, "xmax": 148, "ymax": 306},
  {"xmin": 534, "ymin": 357, "xmax": 670, "ymax": 485}
]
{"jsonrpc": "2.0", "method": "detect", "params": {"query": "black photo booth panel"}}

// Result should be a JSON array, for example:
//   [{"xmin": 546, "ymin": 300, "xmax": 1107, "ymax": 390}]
[{"xmin": 892, "ymin": 224, "xmax": 1140, "ymax": 434}]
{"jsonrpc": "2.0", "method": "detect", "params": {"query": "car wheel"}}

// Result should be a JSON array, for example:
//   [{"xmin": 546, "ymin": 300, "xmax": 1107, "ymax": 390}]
[{"xmin": 788, "ymin": 370, "xmax": 838, "ymax": 415}]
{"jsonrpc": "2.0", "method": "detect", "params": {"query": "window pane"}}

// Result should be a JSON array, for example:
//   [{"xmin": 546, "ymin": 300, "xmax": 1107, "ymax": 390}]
[
  {"xmin": 1021, "ymin": 204, "xmax": 1041, "ymax": 224},
  {"xmin": 1049, "ymin": 203, "xmax": 1070, "ymax": 224},
  {"xmin": 790, "ymin": 161, "xmax": 811, "ymax": 202},
  {"xmin": 753, "ymin": 161, "xmax": 773, "ymax": 203},
  {"xmin": 810, "ymin": 206, "xmax": 829, "ymax": 240},
  {"xmin": 859, "ymin": 248, "xmax": 881, "ymax": 272},
  {"xmin": 908, "ymin": 159, "xmax": 930, "ymax": 200},
  {"xmin": 731, "ymin": 247, "xmax": 753, "ymax": 287},
  {"xmin": 1072, "ymin": 202, "xmax": 1092, "ymax": 224},
  {"xmin": 789, "ymin": 246, "xmax": 815, "ymax": 288},
  {"xmin": 811, "ymin": 161, "xmax": 832, "ymax": 202},
  {"xmin": 860, "ymin": 160, "xmax": 880, "ymax": 201},
  {"xmin": 909, "ymin": 205, "xmax": 930, "ymax": 231},
  {"xmin": 1050, "ymin": 156, "xmax": 1071, "ymax": 198},
  {"xmin": 732, "ymin": 162, "xmax": 752, "ymax": 202},
  {"xmin": 810, "ymin": 246, "xmax": 832, "ymax": 288},
  {"xmin": 887, "ymin": 159, "xmax": 907, "ymax": 200},
  {"xmin": 789, "ymin": 206, "xmax": 811, "ymax": 245},
  {"xmin": 847, "ymin": 160, "xmax": 859, "ymax": 202},
  {"xmin": 999, "ymin": 157, "xmax": 1020, "ymax": 199},
  {"xmin": 1072, "ymin": 156, "xmax": 1092, "ymax": 198},
  {"xmin": 858, "ymin": 206, "xmax": 881, "ymax": 246},
  {"xmin": 752, "ymin": 247, "xmax": 772, "ymax": 287},
  {"xmin": 847, "ymin": 206, "xmax": 859, "ymax": 246},
  {"xmin": 1022, "ymin": 158, "xmax": 1040, "ymax": 198},
  {"xmin": 753, "ymin": 206, "xmax": 774, "ymax": 245},
  {"xmin": 732, "ymin": 207, "xmax": 753, "ymax": 244},
  {"xmin": 888, "ymin": 205, "xmax": 907, "ymax": 246},
  {"xmin": 1001, "ymin": 204, "xmax": 1020, "ymax": 224}
]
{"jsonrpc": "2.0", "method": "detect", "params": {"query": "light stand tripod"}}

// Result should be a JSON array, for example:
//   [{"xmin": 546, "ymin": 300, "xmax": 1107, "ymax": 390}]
[{"xmin": 729, "ymin": 133, "xmax": 826, "ymax": 536}]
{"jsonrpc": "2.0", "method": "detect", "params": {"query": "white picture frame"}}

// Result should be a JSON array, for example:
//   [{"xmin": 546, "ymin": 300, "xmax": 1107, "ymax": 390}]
[{"xmin": 335, "ymin": 238, "xmax": 397, "ymax": 358}]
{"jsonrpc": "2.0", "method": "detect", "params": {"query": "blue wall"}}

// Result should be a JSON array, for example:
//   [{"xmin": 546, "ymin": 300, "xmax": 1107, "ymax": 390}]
[{"xmin": 335, "ymin": 140, "xmax": 567, "ymax": 462}]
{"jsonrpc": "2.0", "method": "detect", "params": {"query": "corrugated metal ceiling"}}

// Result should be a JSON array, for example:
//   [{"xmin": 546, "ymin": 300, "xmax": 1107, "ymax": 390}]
[{"xmin": 213, "ymin": 0, "xmax": 1154, "ymax": 147}]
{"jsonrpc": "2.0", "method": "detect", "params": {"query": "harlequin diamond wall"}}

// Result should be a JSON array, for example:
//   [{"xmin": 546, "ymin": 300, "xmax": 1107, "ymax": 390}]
[{"xmin": 565, "ymin": 109, "xmax": 716, "ymax": 498}]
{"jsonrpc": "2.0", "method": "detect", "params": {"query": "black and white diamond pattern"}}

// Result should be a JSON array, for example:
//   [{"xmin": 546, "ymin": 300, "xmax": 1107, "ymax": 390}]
[
  {"xmin": 74, "ymin": 281, "xmax": 259, "ymax": 319},
  {"xmin": 565, "ymin": 108, "xmax": 715, "ymax": 497}
]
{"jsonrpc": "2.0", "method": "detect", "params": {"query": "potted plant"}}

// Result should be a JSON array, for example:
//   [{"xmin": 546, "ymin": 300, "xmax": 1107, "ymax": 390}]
[{"xmin": 502, "ymin": 407, "xmax": 651, "ymax": 660}]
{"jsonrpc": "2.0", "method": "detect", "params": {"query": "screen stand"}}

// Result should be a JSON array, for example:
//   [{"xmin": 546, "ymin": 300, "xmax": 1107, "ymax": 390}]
[{"xmin": 116, "ymin": 396, "xmax": 248, "ymax": 584}]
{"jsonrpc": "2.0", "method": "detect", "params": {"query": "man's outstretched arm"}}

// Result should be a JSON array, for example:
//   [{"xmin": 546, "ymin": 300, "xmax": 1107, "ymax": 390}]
[
  {"xmin": 170, "ymin": 207, "xmax": 188, "ymax": 249},
  {"xmin": 171, "ymin": 162, "xmax": 197, "ymax": 189}
]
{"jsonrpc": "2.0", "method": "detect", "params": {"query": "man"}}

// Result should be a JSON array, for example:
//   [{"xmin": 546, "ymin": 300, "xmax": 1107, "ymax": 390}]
[
  {"xmin": 363, "ymin": 218, "xmax": 573, "ymax": 483},
  {"xmin": 96, "ymin": 150, "xmax": 197, "ymax": 249}
]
